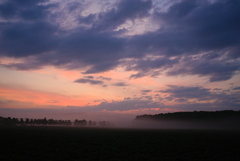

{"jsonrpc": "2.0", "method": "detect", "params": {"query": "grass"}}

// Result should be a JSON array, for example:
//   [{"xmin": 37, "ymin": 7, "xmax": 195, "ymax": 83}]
[{"xmin": 0, "ymin": 126, "xmax": 240, "ymax": 161}]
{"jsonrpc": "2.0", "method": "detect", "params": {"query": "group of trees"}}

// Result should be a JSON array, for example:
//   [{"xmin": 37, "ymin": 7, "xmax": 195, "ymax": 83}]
[
  {"xmin": 72, "ymin": 120, "xmax": 110, "ymax": 127},
  {"xmin": 0, "ymin": 116, "xmax": 111, "ymax": 127},
  {"xmin": 135, "ymin": 110, "xmax": 240, "ymax": 121}
]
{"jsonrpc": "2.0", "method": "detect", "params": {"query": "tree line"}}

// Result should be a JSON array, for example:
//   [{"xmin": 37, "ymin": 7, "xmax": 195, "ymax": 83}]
[
  {"xmin": 135, "ymin": 110, "xmax": 240, "ymax": 121},
  {"xmin": 0, "ymin": 116, "xmax": 111, "ymax": 127}
]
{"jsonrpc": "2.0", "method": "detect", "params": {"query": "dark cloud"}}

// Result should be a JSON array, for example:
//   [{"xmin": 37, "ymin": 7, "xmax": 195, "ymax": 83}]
[
  {"xmin": 141, "ymin": 90, "xmax": 152, "ymax": 93},
  {"xmin": 213, "ymin": 88, "xmax": 222, "ymax": 91},
  {"xmin": 141, "ymin": 90, "xmax": 152, "ymax": 95},
  {"xmin": 0, "ymin": 0, "xmax": 56, "ymax": 57},
  {"xmin": 167, "ymin": 54, "xmax": 239, "ymax": 82},
  {"xmin": 126, "ymin": 56, "xmax": 179, "ymax": 79},
  {"xmin": 159, "ymin": 84, "xmax": 240, "ymax": 106},
  {"xmin": 153, "ymin": 0, "xmax": 240, "ymax": 53},
  {"xmin": 78, "ymin": 13, "xmax": 97, "ymax": 25},
  {"xmin": 97, "ymin": 76, "xmax": 112, "ymax": 81},
  {"xmin": 74, "ymin": 76, "xmax": 110, "ymax": 86},
  {"xmin": 0, "ymin": 0, "xmax": 52, "ymax": 20},
  {"xmin": 82, "ymin": 61, "xmax": 119, "ymax": 74},
  {"xmin": 0, "ymin": 2, "xmax": 17, "ymax": 18},
  {"xmin": 74, "ymin": 78, "xmax": 104, "ymax": 85},
  {"xmin": 233, "ymin": 87, "xmax": 240, "ymax": 90},
  {"xmin": 56, "ymin": 31, "xmax": 125, "ymax": 74},
  {"xmin": 20, "ymin": 5, "xmax": 53, "ymax": 21},
  {"xmin": 0, "ymin": 62, "xmax": 42, "ymax": 70},
  {"xmin": 95, "ymin": 97, "xmax": 162, "ymax": 111},
  {"xmin": 0, "ymin": 21, "xmax": 58, "ymax": 57},
  {"xmin": 129, "ymin": 72, "xmax": 147, "ymax": 79},
  {"xmin": 66, "ymin": 2, "xmax": 83, "ymax": 13},
  {"xmin": 112, "ymin": 82, "xmax": 129, "ymax": 87},
  {"xmin": 84, "ymin": 76, "xmax": 94, "ymax": 79},
  {"xmin": 0, "ymin": 0, "xmax": 239, "ymax": 82},
  {"xmin": 160, "ymin": 85, "xmax": 212, "ymax": 100},
  {"xmin": 93, "ymin": 0, "xmax": 152, "ymax": 31},
  {"xmin": 126, "ymin": 0, "xmax": 240, "ymax": 80}
]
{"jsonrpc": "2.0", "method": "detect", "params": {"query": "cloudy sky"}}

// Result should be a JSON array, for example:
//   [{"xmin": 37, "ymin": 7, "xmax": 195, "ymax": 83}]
[{"xmin": 0, "ymin": 0, "xmax": 240, "ymax": 122}]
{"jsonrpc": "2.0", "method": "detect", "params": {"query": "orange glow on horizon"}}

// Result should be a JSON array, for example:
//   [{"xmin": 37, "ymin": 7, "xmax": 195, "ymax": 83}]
[{"xmin": 0, "ymin": 85, "xmax": 98, "ymax": 108}]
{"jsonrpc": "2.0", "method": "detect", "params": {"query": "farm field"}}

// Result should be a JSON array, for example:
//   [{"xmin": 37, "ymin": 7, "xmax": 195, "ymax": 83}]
[{"xmin": 0, "ymin": 126, "xmax": 240, "ymax": 161}]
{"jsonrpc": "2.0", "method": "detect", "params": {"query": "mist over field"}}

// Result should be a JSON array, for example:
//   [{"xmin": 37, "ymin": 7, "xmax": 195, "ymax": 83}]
[
  {"xmin": 1, "ymin": 111, "xmax": 240, "ymax": 161},
  {"xmin": 1, "ymin": 123, "xmax": 240, "ymax": 161},
  {"xmin": 1, "ymin": 110, "xmax": 240, "ymax": 130},
  {"xmin": 132, "ymin": 119, "xmax": 240, "ymax": 130},
  {"xmin": 132, "ymin": 111, "xmax": 240, "ymax": 130}
]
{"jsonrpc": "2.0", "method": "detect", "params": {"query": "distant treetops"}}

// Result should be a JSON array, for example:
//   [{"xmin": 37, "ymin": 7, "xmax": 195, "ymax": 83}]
[
  {"xmin": 135, "ymin": 110, "xmax": 240, "ymax": 121},
  {"xmin": 0, "ymin": 116, "xmax": 111, "ymax": 127}
]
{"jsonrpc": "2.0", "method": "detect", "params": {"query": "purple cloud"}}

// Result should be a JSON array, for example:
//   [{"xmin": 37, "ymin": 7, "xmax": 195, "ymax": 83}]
[
  {"xmin": 74, "ymin": 77, "xmax": 104, "ymax": 85},
  {"xmin": 0, "ymin": 0, "xmax": 239, "ymax": 82},
  {"xmin": 112, "ymin": 82, "xmax": 129, "ymax": 87}
]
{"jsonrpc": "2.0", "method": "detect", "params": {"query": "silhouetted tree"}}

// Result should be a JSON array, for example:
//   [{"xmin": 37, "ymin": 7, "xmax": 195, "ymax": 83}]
[
  {"xmin": 29, "ymin": 119, "xmax": 34, "ymax": 125},
  {"xmin": 0, "ymin": 116, "xmax": 4, "ymax": 125},
  {"xmin": 88, "ymin": 120, "xmax": 93, "ymax": 126},
  {"xmin": 25, "ymin": 118, "xmax": 30, "ymax": 124},
  {"xmin": 19, "ymin": 118, "xmax": 24, "ymax": 125},
  {"xmin": 74, "ymin": 119, "xmax": 87, "ymax": 126}
]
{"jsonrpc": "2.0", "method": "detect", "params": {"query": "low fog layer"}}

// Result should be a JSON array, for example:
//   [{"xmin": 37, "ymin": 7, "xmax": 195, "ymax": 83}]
[
  {"xmin": 132, "ymin": 111, "xmax": 240, "ymax": 130},
  {"xmin": 132, "ymin": 118, "xmax": 240, "ymax": 130}
]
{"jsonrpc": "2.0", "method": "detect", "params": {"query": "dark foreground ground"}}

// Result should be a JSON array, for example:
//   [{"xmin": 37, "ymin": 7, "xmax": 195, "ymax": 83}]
[{"xmin": 0, "ymin": 126, "xmax": 240, "ymax": 161}]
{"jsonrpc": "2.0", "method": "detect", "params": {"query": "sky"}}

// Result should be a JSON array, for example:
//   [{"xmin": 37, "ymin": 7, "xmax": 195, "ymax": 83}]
[{"xmin": 0, "ymin": 0, "xmax": 240, "ymax": 124}]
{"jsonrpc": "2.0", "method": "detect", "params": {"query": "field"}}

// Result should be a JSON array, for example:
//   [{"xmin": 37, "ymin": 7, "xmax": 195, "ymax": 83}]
[{"xmin": 0, "ymin": 126, "xmax": 240, "ymax": 161}]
